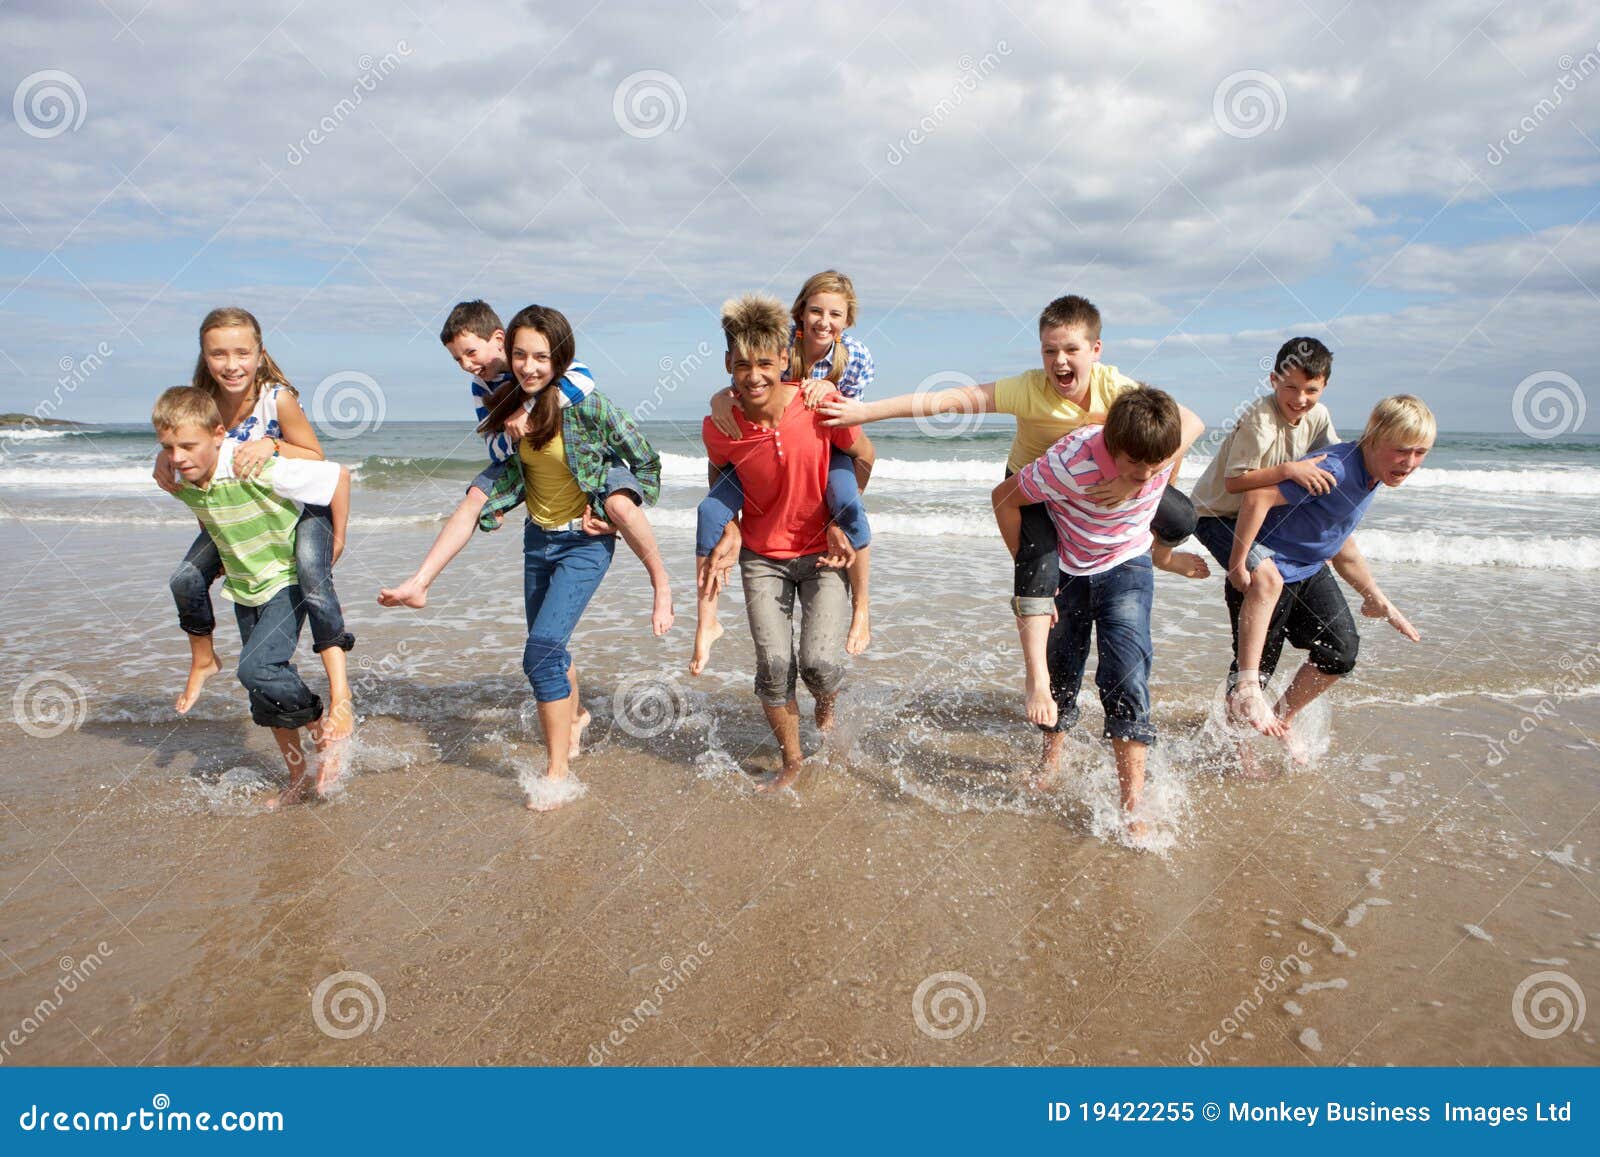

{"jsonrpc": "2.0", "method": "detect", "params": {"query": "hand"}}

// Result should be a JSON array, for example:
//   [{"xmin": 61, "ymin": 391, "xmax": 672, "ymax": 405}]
[
  {"xmin": 152, "ymin": 448, "xmax": 183, "ymax": 494},
  {"xmin": 1227, "ymin": 562, "xmax": 1252, "ymax": 593},
  {"xmin": 331, "ymin": 536, "xmax": 346, "ymax": 565},
  {"xmin": 503, "ymin": 408, "xmax": 532, "ymax": 441},
  {"xmin": 581, "ymin": 508, "xmax": 617, "ymax": 536},
  {"xmin": 1284, "ymin": 455, "xmax": 1336, "ymax": 495},
  {"xmin": 800, "ymin": 379, "xmax": 835, "ymax": 409},
  {"xmin": 710, "ymin": 388, "xmax": 742, "ymax": 440},
  {"xmin": 698, "ymin": 523, "xmax": 741, "ymax": 596},
  {"xmin": 232, "ymin": 438, "xmax": 275, "ymax": 478},
  {"xmin": 1085, "ymin": 475, "xmax": 1139, "ymax": 506},
  {"xmin": 817, "ymin": 524, "xmax": 857, "ymax": 570},
  {"xmin": 1362, "ymin": 591, "xmax": 1420, "ymax": 642},
  {"xmin": 815, "ymin": 397, "xmax": 868, "ymax": 428}
]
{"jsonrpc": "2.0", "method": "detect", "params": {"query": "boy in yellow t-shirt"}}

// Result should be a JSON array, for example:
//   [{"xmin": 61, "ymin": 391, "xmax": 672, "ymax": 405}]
[{"xmin": 818, "ymin": 294, "xmax": 1208, "ymax": 729}]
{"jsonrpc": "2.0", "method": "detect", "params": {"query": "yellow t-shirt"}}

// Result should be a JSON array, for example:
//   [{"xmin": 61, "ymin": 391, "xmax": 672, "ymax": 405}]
[
  {"xmin": 519, "ymin": 429, "xmax": 588, "ymax": 529},
  {"xmin": 994, "ymin": 361, "xmax": 1139, "ymax": 472}
]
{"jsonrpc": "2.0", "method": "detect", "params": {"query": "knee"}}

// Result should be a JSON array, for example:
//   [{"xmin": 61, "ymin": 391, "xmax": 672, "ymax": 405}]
[
  {"xmin": 522, "ymin": 635, "xmax": 571, "ymax": 700},
  {"xmin": 1251, "ymin": 561, "xmax": 1284, "ymax": 597},
  {"xmin": 753, "ymin": 652, "xmax": 792, "ymax": 704},
  {"xmin": 1315, "ymin": 631, "xmax": 1360, "ymax": 677},
  {"xmin": 799, "ymin": 658, "xmax": 844, "ymax": 696},
  {"xmin": 169, "ymin": 560, "xmax": 207, "ymax": 599}
]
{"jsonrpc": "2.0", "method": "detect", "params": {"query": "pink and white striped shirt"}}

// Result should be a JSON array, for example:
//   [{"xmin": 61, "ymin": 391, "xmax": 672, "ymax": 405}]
[{"xmin": 1015, "ymin": 425, "xmax": 1172, "ymax": 576}]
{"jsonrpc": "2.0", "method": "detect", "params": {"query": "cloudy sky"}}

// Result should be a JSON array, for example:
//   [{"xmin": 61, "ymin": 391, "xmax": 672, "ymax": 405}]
[{"xmin": 3, "ymin": 0, "xmax": 1598, "ymax": 430}]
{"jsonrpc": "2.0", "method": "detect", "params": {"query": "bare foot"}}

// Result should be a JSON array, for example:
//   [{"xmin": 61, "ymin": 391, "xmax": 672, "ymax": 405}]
[
  {"xmin": 1125, "ymin": 818, "xmax": 1152, "ymax": 847},
  {"xmin": 845, "ymin": 611, "xmax": 871, "ymax": 656},
  {"xmin": 1156, "ymin": 550, "xmax": 1210, "ymax": 579},
  {"xmin": 266, "ymin": 778, "xmax": 314, "ymax": 809},
  {"xmin": 313, "ymin": 723, "xmax": 351, "ymax": 796},
  {"xmin": 758, "ymin": 760, "xmax": 802, "ymax": 794},
  {"xmin": 1280, "ymin": 718, "xmax": 1312, "ymax": 767},
  {"xmin": 323, "ymin": 696, "xmax": 355, "ymax": 741},
  {"xmin": 176, "ymin": 654, "xmax": 223, "ymax": 714},
  {"xmin": 523, "ymin": 769, "xmax": 585, "ymax": 811},
  {"xmin": 1029, "ymin": 731, "xmax": 1065, "ymax": 792},
  {"xmin": 1231, "ymin": 740, "xmax": 1280, "ymax": 780},
  {"xmin": 1025, "ymin": 670, "xmax": 1058, "ymax": 728},
  {"xmin": 814, "ymin": 694, "xmax": 837, "ymax": 734},
  {"xmin": 377, "ymin": 576, "xmax": 429, "ymax": 609},
  {"xmin": 568, "ymin": 709, "xmax": 592, "ymax": 760},
  {"xmin": 651, "ymin": 589, "xmax": 675, "ymax": 637},
  {"xmin": 1229, "ymin": 684, "xmax": 1286, "ymax": 737},
  {"xmin": 689, "ymin": 617, "xmax": 723, "ymax": 677}
]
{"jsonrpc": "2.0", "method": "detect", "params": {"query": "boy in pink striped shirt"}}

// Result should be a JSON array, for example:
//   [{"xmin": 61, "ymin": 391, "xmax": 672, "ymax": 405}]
[{"xmin": 992, "ymin": 387, "xmax": 1204, "ymax": 843}]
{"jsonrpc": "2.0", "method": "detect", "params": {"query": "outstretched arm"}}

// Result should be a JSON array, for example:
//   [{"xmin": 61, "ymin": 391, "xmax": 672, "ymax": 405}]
[
  {"xmin": 817, "ymin": 382, "xmax": 997, "ymax": 428},
  {"xmin": 1330, "ymin": 536, "xmax": 1420, "ymax": 641}
]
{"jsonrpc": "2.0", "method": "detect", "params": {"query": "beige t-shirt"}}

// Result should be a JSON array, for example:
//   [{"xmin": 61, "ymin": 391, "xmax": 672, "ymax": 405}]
[{"xmin": 1188, "ymin": 395, "xmax": 1339, "ymax": 517}]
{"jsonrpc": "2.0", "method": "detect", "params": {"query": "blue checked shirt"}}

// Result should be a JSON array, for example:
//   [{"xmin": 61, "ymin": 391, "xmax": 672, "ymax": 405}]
[
  {"xmin": 472, "ymin": 361, "xmax": 595, "ymax": 463},
  {"xmin": 791, "ymin": 325, "xmax": 874, "ymax": 398}
]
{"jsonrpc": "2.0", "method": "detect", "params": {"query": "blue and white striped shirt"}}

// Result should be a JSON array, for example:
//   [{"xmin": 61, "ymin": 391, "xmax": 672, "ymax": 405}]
[{"xmin": 472, "ymin": 361, "xmax": 595, "ymax": 463}]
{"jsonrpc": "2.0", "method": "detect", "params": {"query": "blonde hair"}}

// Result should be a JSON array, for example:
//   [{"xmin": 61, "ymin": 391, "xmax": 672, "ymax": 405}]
[
  {"xmin": 190, "ymin": 307, "xmax": 295, "ymax": 407},
  {"xmin": 152, "ymin": 385, "xmax": 224, "ymax": 433},
  {"xmin": 788, "ymin": 270, "xmax": 859, "ymax": 384},
  {"xmin": 721, "ymin": 292, "xmax": 790, "ymax": 362},
  {"xmin": 1361, "ymin": 394, "xmax": 1436, "ymax": 448}
]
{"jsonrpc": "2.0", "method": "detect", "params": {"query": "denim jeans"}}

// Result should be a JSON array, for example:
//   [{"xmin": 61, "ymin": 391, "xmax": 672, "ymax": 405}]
[
  {"xmin": 1012, "ymin": 480, "xmax": 1195, "ymax": 616},
  {"xmin": 1042, "ymin": 554, "xmax": 1157, "ymax": 743},
  {"xmin": 233, "ymin": 585, "xmax": 324, "ymax": 730},
  {"xmin": 1223, "ymin": 563, "xmax": 1360, "ymax": 690},
  {"xmin": 695, "ymin": 449, "xmax": 870, "ymax": 556},
  {"xmin": 522, "ymin": 519, "xmax": 616, "ymax": 702},
  {"xmin": 1191, "ymin": 514, "xmax": 1270, "ymax": 573},
  {"xmin": 170, "ymin": 506, "xmax": 353, "ymax": 653},
  {"xmin": 738, "ymin": 550, "xmax": 852, "ymax": 706}
]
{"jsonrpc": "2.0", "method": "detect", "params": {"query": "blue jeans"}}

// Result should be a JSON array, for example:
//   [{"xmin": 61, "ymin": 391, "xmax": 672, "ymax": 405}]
[
  {"xmin": 522, "ymin": 520, "xmax": 616, "ymax": 702},
  {"xmin": 1042, "ymin": 554, "xmax": 1157, "ymax": 743},
  {"xmin": 171, "ymin": 506, "xmax": 353, "ymax": 653},
  {"xmin": 233, "ymin": 585, "xmax": 324, "ymax": 730},
  {"xmin": 1191, "ymin": 514, "xmax": 1271, "ymax": 573},
  {"xmin": 695, "ymin": 449, "xmax": 870, "ymax": 556}
]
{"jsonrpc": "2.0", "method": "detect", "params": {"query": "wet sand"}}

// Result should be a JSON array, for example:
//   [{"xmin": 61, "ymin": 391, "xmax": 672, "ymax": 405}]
[{"xmin": 2, "ymin": 688, "xmax": 1596, "ymax": 1067}]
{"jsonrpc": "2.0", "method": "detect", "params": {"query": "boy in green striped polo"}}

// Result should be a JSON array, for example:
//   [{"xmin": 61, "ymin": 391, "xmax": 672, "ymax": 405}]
[{"xmin": 153, "ymin": 386, "xmax": 352, "ymax": 807}]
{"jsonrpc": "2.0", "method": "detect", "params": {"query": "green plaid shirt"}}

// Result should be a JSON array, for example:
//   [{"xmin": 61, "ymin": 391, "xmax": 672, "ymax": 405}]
[{"xmin": 479, "ymin": 390, "xmax": 661, "ymax": 531}]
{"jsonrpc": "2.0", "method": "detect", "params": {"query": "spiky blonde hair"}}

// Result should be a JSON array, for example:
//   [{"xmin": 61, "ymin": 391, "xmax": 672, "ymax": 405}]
[{"xmin": 720, "ymin": 292, "xmax": 790, "ymax": 361}]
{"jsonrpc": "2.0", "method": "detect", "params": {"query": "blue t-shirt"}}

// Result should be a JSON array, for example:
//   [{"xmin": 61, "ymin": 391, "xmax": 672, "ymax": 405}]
[{"xmin": 1258, "ymin": 439, "xmax": 1377, "ymax": 583}]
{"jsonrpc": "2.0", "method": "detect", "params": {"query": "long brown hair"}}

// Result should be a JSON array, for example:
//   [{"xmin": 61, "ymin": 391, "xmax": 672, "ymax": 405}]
[
  {"xmin": 788, "ymin": 270, "xmax": 858, "ymax": 385},
  {"xmin": 189, "ymin": 307, "xmax": 295, "ymax": 412},
  {"xmin": 476, "ymin": 305, "xmax": 576, "ymax": 450}
]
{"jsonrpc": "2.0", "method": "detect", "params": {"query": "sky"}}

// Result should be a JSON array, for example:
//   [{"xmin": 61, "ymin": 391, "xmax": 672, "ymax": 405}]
[{"xmin": 3, "ymin": 0, "xmax": 1598, "ymax": 432}]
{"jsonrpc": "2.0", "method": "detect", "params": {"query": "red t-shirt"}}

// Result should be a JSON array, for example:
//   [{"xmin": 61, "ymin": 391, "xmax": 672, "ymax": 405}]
[{"xmin": 702, "ymin": 386, "xmax": 860, "ymax": 559}]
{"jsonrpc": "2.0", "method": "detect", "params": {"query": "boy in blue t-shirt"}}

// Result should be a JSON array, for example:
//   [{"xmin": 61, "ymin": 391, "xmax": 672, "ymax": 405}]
[{"xmin": 1226, "ymin": 395, "xmax": 1435, "ymax": 756}]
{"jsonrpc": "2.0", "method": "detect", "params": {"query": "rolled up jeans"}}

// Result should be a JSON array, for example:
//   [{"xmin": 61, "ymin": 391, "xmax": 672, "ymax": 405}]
[
  {"xmin": 171, "ymin": 506, "xmax": 354, "ymax": 653},
  {"xmin": 233, "ymin": 585, "xmax": 324, "ymax": 730},
  {"xmin": 1040, "ymin": 554, "xmax": 1157, "ymax": 743},
  {"xmin": 521, "ymin": 520, "xmax": 616, "ymax": 702},
  {"xmin": 1012, "ymin": 479, "xmax": 1197, "ymax": 617},
  {"xmin": 696, "ymin": 450, "xmax": 870, "ymax": 557},
  {"xmin": 738, "ymin": 550, "xmax": 851, "ymax": 707}
]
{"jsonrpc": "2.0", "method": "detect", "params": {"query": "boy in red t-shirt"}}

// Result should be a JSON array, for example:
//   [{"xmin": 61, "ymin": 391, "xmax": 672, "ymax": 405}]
[{"xmin": 701, "ymin": 293, "xmax": 875, "ymax": 792}]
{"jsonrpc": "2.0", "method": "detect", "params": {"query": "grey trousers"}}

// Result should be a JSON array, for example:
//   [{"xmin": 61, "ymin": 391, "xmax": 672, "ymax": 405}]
[{"xmin": 738, "ymin": 549, "xmax": 851, "ymax": 707}]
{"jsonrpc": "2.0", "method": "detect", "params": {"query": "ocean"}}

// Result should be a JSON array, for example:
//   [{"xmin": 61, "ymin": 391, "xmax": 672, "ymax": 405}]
[{"xmin": 1, "ymin": 416, "xmax": 1597, "ymax": 1065}]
